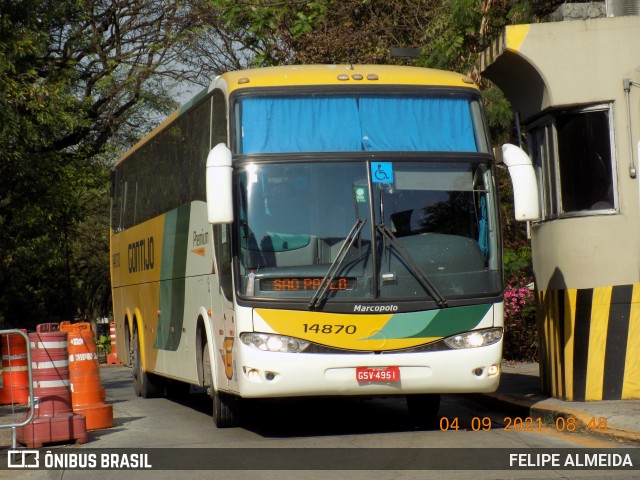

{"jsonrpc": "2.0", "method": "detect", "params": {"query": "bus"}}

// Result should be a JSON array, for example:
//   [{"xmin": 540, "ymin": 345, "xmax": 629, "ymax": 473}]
[{"xmin": 110, "ymin": 64, "xmax": 539, "ymax": 427}]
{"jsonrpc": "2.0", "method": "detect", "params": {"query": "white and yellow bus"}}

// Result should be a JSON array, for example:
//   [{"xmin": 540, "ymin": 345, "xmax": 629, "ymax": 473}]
[{"xmin": 110, "ymin": 65, "xmax": 538, "ymax": 427}]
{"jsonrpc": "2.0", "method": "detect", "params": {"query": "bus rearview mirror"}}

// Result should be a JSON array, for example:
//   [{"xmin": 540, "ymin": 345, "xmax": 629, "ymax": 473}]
[
  {"xmin": 502, "ymin": 143, "xmax": 541, "ymax": 222},
  {"xmin": 206, "ymin": 143, "xmax": 234, "ymax": 224}
]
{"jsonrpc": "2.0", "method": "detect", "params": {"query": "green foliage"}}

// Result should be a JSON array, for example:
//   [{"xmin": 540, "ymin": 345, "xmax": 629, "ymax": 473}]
[
  {"xmin": 207, "ymin": 0, "xmax": 540, "ymax": 73},
  {"xmin": 503, "ymin": 240, "xmax": 538, "ymax": 361},
  {"xmin": 451, "ymin": 0, "xmax": 482, "ymax": 29},
  {"xmin": 504, "ymin": 241, "xmax": 532, "ymax": 280},
  {"xmin": 482, "ymin": 84, "xmax": 514, "ymax": 145},
  {"xmin": 418, "ymin": 0, "xmax": 480, "ymax": 72},
  {"xmin": 0, "ymin": 0, "xmax": 199, "ymax": 329},
  {"xmin": 96, "ymin": 334, "xmax": 112, "ymax": 355},
  {"xmin": 508, "ymin": 0, "xmax": 537, "ymax": 24},
  {"xmin": 210, "ymin": 0, "xmax": 328, "ymax": 65},
  {"xmin": 210, "ymin": 0, "xmax": 438, "ymax": 66}
]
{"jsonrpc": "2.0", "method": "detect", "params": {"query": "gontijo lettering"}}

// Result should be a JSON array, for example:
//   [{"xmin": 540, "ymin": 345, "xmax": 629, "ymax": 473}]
[{"xmin": 128, "ymin": 237, "xmax": 154, "ymax": 273}]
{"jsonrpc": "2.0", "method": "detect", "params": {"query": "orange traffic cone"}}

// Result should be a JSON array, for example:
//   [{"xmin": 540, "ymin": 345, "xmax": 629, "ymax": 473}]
[
  {"xmin": 60, "ymin": 322, "xmax": 113, "ymax": 431},
  {"xmin": 106, "ymin": 322, "xmax": 121, "ymax": 365},
  {"xmin": 0, "ymin": 330, "xmax": 29, "ymax": 405}
]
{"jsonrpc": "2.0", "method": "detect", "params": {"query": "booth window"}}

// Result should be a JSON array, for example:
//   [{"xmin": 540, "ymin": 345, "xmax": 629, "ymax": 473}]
[{"xmin": 528, "ymin": 104, "xmax": 615, "ymax": 219}]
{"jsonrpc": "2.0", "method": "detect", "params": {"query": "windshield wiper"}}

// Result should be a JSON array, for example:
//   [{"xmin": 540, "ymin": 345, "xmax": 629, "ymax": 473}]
[
  {"xmin": 308, "ymin": 219, "xmax": 366, "ymax": 310},
  {"xmin": 376, "ymin": 223, "xmax": 448, "ymax": 308}
]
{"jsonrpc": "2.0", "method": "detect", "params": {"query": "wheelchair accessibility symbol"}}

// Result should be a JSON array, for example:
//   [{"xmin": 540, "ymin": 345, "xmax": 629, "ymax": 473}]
[{"xmin": 372, "ymin": 162, "xmax": 393, "ymax": 183}]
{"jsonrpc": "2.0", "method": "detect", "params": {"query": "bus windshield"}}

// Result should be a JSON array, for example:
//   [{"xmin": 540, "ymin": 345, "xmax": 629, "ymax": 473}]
[{"xmin": 237, "ymin": 159, "xmax": 500, "ymax": 305}]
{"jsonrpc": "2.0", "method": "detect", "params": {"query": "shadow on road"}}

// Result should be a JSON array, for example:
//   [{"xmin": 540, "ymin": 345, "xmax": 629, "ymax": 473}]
[{"xmin": 174, "ymin": 391, "xmax": 439, "ymax": 438}]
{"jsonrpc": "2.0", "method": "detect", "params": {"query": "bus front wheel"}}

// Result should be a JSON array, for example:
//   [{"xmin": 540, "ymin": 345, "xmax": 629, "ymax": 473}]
[
  {"xmin": 203, "ymin": 341, "xmax": 238, "ymax": 428},
  {"xmin": 406, "ymin": 393, "xmax": 440, "ymax": 429},
  {"xmin": 213, "ymin": 391, "xmax": 238, "ymax": 429}
]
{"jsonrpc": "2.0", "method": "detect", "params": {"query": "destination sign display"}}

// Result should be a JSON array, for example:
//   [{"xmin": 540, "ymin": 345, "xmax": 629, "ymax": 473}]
[{"xmin": 260, "ymin": 277, "xmax": 356, "ymax": 292}]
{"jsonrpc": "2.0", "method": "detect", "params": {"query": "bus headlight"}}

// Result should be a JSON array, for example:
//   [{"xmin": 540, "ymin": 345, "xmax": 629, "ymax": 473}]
[
  {"xmin": 240, "ymin": 333, "xmax": 310, "ymax": 353},
  {"xmin": 443, "ymin": 328, "xmax": 503, "ymax": 349}
]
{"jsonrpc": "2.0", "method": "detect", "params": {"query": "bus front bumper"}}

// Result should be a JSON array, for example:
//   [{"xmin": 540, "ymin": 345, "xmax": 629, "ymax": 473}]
[{"xmin": 233, "ymin": 340, "xmax": 503, "ymax": 398}]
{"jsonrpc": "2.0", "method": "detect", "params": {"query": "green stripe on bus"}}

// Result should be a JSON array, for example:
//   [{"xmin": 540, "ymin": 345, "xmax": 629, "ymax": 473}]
[
  {"xmin": 156, "ymin": 204, "xmax": 191, "ymax": 351},
  {"xmin": 366, "ymin": 304, "xmax": 491, "ymax": 340}
]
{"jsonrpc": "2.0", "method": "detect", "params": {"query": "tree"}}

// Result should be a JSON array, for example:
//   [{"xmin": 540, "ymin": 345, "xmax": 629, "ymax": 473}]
[
  {"xmin": 208, "ymin": 0, "xmax": 439, "ymax": 66},
  {"xmin": 0, "ymin": 0, "xmax": 206, "ymax": 327}
]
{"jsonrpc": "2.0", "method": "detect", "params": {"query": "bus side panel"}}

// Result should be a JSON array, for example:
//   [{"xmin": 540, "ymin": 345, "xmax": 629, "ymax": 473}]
[
  {"xmin": 165, "ymin": 201, "xmax": 217, "ymax": 384},
  {"xmin": 111, "ymin": 283, "xmax": 161, "ymax": 372},
  {"xmin": 111, "ymin": 285, "xmax": 129, "ymax": 367},
  {"xmin": 152, "ymin": 275, "xmax": 210, "ymax": 384},
  {"xmin": 124, "ymin": 201, "xmax": 217, "ymax": 384},
  {"xmin": 110, "ymin": 214, "xmax": 164, "ymax": 371}
]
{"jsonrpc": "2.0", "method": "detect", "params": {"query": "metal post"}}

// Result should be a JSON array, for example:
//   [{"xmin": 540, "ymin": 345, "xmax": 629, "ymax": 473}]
[{"xmin": 0, "ymin": 329, "xmax": 35, "ymax": 449}]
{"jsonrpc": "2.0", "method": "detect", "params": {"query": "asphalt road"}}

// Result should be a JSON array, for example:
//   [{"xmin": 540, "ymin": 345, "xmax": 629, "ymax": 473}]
[{"xmin": 2, "ymin": 365, "xmax": 638, "ymax": 480}]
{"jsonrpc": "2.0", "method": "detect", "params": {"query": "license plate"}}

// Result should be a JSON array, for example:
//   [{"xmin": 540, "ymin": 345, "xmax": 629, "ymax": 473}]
[{"xmin": 356, "ymin": 366, "xmax": 400, "ymax": 383}]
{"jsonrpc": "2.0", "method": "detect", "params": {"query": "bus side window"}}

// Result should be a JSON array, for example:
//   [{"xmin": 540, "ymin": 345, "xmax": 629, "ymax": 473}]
[
  {"xmin": 215, "ymin": 224, "xmax": 233, "ymax": 300},
  {"xmin": 211, "ymin": 90, "xmax": 227, "ymax": 148}
]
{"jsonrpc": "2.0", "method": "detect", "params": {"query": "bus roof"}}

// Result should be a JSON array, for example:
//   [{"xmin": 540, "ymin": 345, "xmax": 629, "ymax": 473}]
[
  {"xmin": 115, "ymin": 65, "xmax": 477, "ymax": 167},
  {"xmin": 220, "ymin": 64, "xmax": 477, "ymax": 92}
]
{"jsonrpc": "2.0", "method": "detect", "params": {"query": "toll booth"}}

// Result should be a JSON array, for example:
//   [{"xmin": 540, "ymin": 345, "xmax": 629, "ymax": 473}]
[{"xmin": 480, "ymin": 8, "xmax": 640, "ymax": 401}]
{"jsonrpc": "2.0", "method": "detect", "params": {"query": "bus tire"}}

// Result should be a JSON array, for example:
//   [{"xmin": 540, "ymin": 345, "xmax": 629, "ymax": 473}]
[
  {"xmin": 406, "ymin": 393, "xmax": 440, "ymax": 429},
  {"xmin": 213, "ymin": 391, "xmax": 238, "ymax": 428},
  {"xmin": 132, "ymin": 329, "xmax": 163, "ymax": 398},
  {"xmin": 203, "ymin": 341, "xmax": 238, "ymax": 428}
]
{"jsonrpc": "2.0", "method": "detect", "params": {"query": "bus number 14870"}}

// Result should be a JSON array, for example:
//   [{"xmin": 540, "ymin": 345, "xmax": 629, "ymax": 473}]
[{"xmin": 303, "ymin": 324, "xmax": 357, "ymax": 334}]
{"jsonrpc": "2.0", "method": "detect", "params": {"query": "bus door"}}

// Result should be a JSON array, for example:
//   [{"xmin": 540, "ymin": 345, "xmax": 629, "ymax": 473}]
[{"xmin": 213, "ymin": 224, "xmax": 236, "ymax": 391}]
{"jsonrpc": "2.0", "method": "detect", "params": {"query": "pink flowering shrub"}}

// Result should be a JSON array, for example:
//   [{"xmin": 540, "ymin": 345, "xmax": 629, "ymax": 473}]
[
  {"xmin": 504, "ymin": 278, "xmax": 535, "ymax": 321},
  {"xmin": 503, "ymin": 240, "xmax": 538, "ymax": 361}
]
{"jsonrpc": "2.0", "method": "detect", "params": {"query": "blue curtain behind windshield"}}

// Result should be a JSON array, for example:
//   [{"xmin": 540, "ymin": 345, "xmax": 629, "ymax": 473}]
[
  {"xmin": 360, "ymin": 97, "xmax": 476, "ymax": 152},
  {"xmin": 242, "ymin": 96, "xmax": 477, "ymax": 154},
  {"xmin": 240, "ymin": 96, "xmax": 477, "ymax": 153},
  {"xmin": 241, "ymin": 97, "xmax": 362, "ymax": 153}
]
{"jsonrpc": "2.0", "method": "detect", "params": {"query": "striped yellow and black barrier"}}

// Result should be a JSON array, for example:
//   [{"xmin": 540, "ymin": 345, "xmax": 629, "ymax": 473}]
[{"xmin": 537, "ymin": 283, "xmax": 640, "ymax": 401}]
